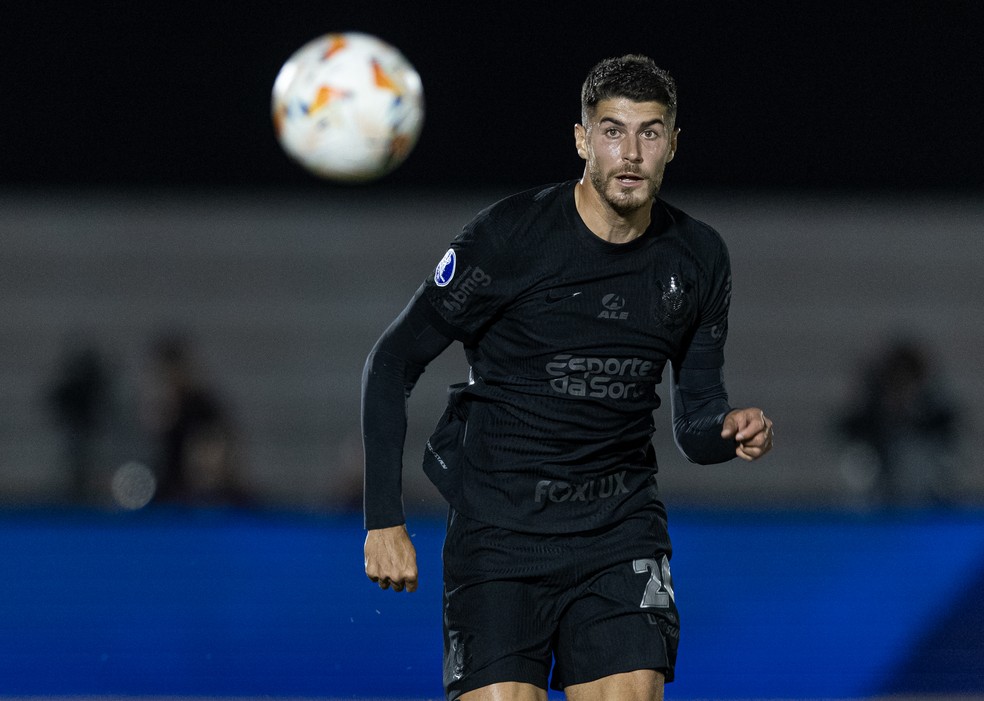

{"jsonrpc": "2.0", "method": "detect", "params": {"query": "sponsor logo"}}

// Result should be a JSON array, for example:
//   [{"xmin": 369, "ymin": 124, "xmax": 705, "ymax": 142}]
[
  {"xmin": 598, "ymin": 293, "xmax": 628, "ymax": 320},
  {"xmin": 425, "ymin": 440, "xmax": 448, "ymax": 470},
  {"xmin": 441, "ymin": 265, "xmax": 491, "ymax": 312},
  {"xmin": 535, "ymin": 471, "xmax": 629, "ymax": 503},
  {"xmin": 545, "ymin": 289, "xmax": 582, "ymax": 304},
  {"xmin": 434, "ymin": 248, "xmax": 456, "ymax": 287},
  {"xmin": 545, "ymin": 353, "xmax": 654, "ymax": 399}
]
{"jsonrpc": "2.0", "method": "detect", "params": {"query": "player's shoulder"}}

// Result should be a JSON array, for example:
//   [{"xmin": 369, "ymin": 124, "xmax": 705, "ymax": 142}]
[
  {"xmin": 658, "ymin": 197, "xmax": 729, "ymax": 260},
  {"xmin": 485, "ymin": 180, "xmax": 572, "ymax": 214},
  {"xmin": 468, "ymin": 181, "xmax": 573, "ymax": 236}
]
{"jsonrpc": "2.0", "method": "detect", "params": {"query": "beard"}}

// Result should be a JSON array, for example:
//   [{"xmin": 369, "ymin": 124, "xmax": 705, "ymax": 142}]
[{"xmin": 588, "ymin": 164, "xmax": 662, "ymax": 216}]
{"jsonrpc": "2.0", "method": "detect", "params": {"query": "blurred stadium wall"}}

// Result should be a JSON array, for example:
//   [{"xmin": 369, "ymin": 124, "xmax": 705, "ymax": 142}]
[{"xmin": 1, "ymin": 190, "xmax": 981, "ymax": 510}]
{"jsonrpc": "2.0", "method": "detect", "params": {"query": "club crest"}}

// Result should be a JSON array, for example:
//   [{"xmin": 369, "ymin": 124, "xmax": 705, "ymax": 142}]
[
  {"xmin": 653, "ymin": 274, "xmax": 694, "ymax": 330},
  {"xmin": 434, "ymin": 248, "xmax": 456, "ymax": 287}
]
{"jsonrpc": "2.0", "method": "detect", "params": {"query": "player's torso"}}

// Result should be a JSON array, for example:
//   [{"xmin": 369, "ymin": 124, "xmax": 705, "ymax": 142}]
[
  {"xmin": 466, "ymin": 196, "xmax": 703, "ymax": 417},
  {"xmin": 423, "ymin": 182, "xmax": 719, "ymax": 531}
]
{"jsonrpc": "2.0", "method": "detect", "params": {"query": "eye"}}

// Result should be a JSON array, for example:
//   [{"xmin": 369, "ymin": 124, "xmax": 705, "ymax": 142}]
[
  {"xmin": 604, "ymin": 127, "xmax": 621, "ymax": 138},
  {"xmin": 642, "ymin": 129, "xmax": 661, "ymax": 140}
]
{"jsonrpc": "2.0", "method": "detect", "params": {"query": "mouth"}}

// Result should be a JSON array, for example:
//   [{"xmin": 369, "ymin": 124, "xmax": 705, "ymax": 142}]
[{"xmin": 614, "ymin": 172, "xmax": 645, "ymax": 187}]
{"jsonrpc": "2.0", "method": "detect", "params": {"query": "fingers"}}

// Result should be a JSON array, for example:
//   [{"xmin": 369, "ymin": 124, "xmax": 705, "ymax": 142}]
[
  {"xmin": 721, "ymin": 410, "xmax": 761, "ymax": 440},
  {"xmin": 720, "ymin": 412, "xmax": 740, "ymax": 439},
  {"xmin": 368, "ymin": 576, "xmax": 418, "ymax": 592},
  {"xmin": 736, "ymin": 438, "xmax": 769, "ymax": 461},
  {"xmin": 723, "ymin": 408, "xmax": 774, "ymax": 460},
  {"xmin": 721, "ymin": 408, "xmax": 760, "ymax": 440},
  {"xmin": 364, "ymin": 525, "xmax": 418, "ymax": 593},
  {"xmin": 367, "ymin": 573, "xmax": 418, "ymax": 593},
  {"xmin": 365, "ymin": 560, "xmax": 418, "ymax": 593}
]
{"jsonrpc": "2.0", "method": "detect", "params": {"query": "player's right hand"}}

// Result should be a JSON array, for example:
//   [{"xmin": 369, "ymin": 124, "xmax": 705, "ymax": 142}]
[{"xmin": 364, "ymin": 524, "xmax": 419, "ymax": 592}]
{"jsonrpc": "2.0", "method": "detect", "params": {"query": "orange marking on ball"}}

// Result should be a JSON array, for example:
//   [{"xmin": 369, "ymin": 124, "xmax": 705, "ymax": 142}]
[
  {"xmin": 372, "ymin": 59, "xmax": 399, "ymax": 93},
  {"xmin": 308, "ymin": 85, "xmax": 345, "ymax": 115},
  {"xmin": 322, "ymin": 35, "xmax": 348, "ymax": 60}
]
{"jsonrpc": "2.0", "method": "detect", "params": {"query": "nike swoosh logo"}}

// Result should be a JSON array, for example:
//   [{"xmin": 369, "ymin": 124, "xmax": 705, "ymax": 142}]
[{"xmin": 545, "ymin": 290, "xmax": 582, "ymax": 304}]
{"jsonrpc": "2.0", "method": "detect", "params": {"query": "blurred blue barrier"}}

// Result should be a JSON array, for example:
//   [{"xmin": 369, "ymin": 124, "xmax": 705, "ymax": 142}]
[{"xmin": 0, "ymin": 506, "xmax": 982, "ymax": 698}]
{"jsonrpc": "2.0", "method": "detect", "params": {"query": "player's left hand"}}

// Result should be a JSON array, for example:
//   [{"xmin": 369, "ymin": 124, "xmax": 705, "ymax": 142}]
[{"xmin": 721, "ymin": 407, "xmax": 774, "ymax": 461}]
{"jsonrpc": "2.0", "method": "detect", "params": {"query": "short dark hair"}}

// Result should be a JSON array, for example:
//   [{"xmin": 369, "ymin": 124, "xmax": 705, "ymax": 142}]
[{"xmin": 581, "ymin": 54, "xmax": 677, "ymax": 125}]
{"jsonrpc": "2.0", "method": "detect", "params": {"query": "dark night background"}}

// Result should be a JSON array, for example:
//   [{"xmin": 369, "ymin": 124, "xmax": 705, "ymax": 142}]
[{"xmin": 1, "ymin": 0, "xmax": 981, "ymax": 192}]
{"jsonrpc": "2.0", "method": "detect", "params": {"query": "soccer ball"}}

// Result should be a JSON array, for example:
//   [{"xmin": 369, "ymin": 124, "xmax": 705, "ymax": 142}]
[{"xmin": 272, "ymin": 32, "xmax": 425, "ymax": 182}]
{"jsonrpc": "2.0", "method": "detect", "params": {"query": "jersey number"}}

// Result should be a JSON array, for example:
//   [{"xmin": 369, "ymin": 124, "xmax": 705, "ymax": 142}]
[{"xmin": 633, "ymin": 556, "xmax": 674, "ymax": 609}]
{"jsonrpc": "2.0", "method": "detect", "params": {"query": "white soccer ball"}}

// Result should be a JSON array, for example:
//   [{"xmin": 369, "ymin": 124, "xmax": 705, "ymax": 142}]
[{"xmin": 272, "ymin": 32, "xmax": 425, "ymax": 182}]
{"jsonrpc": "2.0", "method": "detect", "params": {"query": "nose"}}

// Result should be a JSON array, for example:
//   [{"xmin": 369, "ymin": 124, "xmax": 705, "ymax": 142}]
[{"xmin": 621, "ymin": 134, "xmax": 643, "ymax": 162}]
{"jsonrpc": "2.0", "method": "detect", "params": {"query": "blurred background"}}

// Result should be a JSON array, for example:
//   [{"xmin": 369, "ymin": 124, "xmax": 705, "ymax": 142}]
[{"xmin": 1, "ymin": 1, "xmax": 982, "ymax": 699}]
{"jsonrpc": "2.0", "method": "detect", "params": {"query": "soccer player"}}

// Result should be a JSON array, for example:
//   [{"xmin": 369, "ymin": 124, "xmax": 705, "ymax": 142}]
[{"xmin": 362, "ymin": 54, "xmax": 774, "ymax": 701}]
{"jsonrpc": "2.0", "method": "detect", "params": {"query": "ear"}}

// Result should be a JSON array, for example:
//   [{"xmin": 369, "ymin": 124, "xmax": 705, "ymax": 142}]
[
  {"xmin": 666, "ymin": 127, "xmax": 681, "ymax": 163},
  {"xmin": 574, "ymin": 123, "xmax": 588, "ymax": 160}
]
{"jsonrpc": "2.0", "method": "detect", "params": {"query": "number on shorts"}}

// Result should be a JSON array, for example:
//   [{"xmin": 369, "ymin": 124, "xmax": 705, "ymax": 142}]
[{"xmin": 633, "ymin": 556, "xmax": 674, "ymax": 609}]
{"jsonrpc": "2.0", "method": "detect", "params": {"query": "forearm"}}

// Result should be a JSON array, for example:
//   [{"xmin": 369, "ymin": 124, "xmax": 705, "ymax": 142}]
[
  {"xmin": 362, "ymin": 348, "xmax": 415, "ymax": 529},
  {"xmin": 671, "ymin": 365, "xmax": 736, "ymax": 465}
]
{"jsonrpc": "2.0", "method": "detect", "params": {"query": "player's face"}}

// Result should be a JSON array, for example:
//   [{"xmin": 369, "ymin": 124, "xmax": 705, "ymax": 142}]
[{"xmin": 575, "ymin": 98, "xmax": 679, "ymax": 215}]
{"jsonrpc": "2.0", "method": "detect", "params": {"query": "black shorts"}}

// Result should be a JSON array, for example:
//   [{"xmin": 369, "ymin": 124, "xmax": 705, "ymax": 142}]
[{"xmin": 441, "ymin": 504, "xmax": 679, "ymax": 699}]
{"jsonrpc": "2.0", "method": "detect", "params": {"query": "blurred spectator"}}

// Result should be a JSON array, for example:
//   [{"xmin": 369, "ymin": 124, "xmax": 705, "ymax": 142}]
[
  {"xmin": 142, "ymin": 333, "xmax": 251, "ymax": 507},
  {"xmin": 45, "ymin": 342, "xmax": 112, "ymax": 501},
  {"xmin": 835, "ymin": 338, "xmax": 961, "ymax": 507}
]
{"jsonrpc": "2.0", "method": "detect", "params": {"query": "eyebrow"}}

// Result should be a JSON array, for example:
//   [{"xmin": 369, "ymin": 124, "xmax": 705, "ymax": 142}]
[{"xmin": 599, "ymin": 116, "xmax": 666, "ymax": 129}]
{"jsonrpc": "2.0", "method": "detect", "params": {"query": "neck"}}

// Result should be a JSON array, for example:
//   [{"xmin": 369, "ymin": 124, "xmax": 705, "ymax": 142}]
[{"xmin": 574, "ymin": 178, "xmax": 652, "ymax": 244}]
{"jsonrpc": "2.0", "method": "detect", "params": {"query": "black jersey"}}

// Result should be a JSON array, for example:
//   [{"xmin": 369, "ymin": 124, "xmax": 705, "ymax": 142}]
[{"xmin": 416, "ymin": 180, "xmax": 732, "ymax": 533}]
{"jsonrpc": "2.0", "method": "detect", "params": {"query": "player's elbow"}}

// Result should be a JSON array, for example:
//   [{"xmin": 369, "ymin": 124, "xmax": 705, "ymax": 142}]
[
  {"xmin": 673, "ymin": 419, "xmax": 735, "ymax": 465},
  {"xmin": 674, "ymin": 440, "xmax": 733, "ymax": 465}
]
